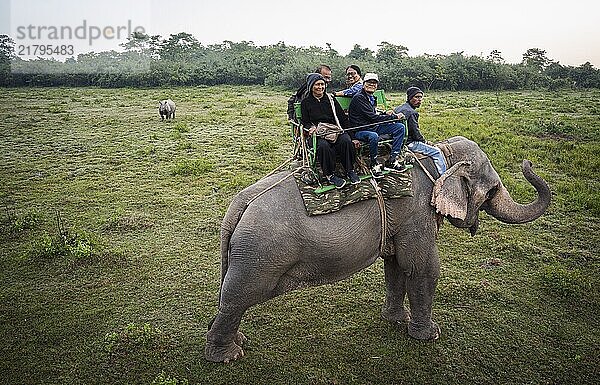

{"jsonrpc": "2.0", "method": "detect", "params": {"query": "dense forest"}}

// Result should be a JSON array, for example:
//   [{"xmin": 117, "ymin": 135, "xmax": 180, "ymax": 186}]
[{"xmin": 1, "ymin": 32, "xmax": 599, "ymax": 90}]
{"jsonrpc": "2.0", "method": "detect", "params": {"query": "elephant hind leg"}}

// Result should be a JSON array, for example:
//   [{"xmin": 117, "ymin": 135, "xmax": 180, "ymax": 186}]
[
  {"xmin": 205, "ymin": 274, "xmax": 280, "ymax": 362},
  {"xmin": 205, "ymin": 308, "xmax": 246, "ymax": 363},
  {"xmin": 207, "ymin": 314, "xmax": 247, "ymax": 339},
  {"xmin": 205, "ymin": 264, "xmax": 308, "ymax": 362}
]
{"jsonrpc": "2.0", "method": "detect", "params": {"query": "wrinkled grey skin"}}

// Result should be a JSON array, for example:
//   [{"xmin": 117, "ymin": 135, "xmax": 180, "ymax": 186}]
[
  {"xmin": 159, "ymin": 99, "xmax": 176, "ymax": 120},
  {"xmin": 205, "ymin": 136, "xmax": 551, "ymax": 363}
]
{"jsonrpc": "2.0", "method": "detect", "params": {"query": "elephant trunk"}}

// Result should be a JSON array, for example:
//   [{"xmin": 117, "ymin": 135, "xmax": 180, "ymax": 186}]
[{"xmin": 483, "ymin": 160, "xmax": 551, "ymax": 224}]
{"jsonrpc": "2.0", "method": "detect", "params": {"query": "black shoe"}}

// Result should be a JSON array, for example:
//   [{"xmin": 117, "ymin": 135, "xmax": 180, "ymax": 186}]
[
  {"xmin": 370, "ymin": 163, "xmax": 385, "ymax": 179},
  {"xmin": 327, "ymin": 174, "xmax": 347, "ymax": 189},
  {"xmin": 386, "ymin": 157, "xmax": 407, "ymax": 172},
  {"xmin": 347, "ymin": 170, "xmax": 360, "ymax": 185}
]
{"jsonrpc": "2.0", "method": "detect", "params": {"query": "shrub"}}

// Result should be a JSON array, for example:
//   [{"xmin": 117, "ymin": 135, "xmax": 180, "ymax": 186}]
[
  {"xmin": 27, "ymin": 211, "xmax": 98, "ymax": 261},
  {"xmin": 33, "ymin": 229, "xmax": 97, "ymax": 261}
]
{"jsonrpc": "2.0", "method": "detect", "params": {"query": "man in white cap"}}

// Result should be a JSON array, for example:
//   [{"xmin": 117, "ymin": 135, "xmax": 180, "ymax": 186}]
[{"xmin": 348, "ymin": 72, "xmax": 407, "ymax": 178}]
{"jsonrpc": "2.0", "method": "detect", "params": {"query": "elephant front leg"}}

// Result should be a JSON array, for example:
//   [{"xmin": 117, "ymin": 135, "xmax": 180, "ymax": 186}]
[
  {"xmin": 381, "ymin": 257, "xmax": 411, "ymax": 323},
  {"xmin": 406, "ymin": 275, "xmax": 441, "ymax": 340},
  {"xmin": 396, "ymin": 232, "xmax": 441, "ymax": 341},
  {"xmin": 205, "ymin": 308, "xmax": 246, "ymax": 363}
]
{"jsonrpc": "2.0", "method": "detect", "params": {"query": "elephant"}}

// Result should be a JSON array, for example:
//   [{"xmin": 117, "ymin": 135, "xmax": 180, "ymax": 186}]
[
  {"xmin": 159, "ymin": 99, "xmax": 176, "ymax": 120},
  {"xmin": 205, "ymin": 136, "xmax": 551, "ymax": 363}
]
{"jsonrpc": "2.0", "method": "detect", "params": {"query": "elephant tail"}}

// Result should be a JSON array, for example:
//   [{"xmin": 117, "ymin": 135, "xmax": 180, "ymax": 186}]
[
  {"xmin": 218, "ymin": 194, "xmax": 250, "ymax": 303},
  {"xmin": 217, "ymin": 171, "xmax": 291, "ymax": 304}
]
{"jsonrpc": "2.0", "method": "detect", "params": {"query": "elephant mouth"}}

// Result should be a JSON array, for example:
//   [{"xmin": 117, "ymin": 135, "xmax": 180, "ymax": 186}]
[{"xmin": 447, "ymin": 213, "xmax": 480, "ymax": 236}]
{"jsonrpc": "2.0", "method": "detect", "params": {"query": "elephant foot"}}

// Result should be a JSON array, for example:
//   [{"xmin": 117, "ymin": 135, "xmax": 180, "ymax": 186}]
[
  {"xmin": 205, "ymin": 330, "xmax": 247, "ymax": 363},
  {"xmin": 408, "ymin": 320, "xmax": 441, "ymax": 340},
  {"xmin": 381, "ymin": 305, "xmax": 411, "ymax": 323},
  {"xmin": 205, "ymin": 339, "xmax": 245, "ymax": 363}
]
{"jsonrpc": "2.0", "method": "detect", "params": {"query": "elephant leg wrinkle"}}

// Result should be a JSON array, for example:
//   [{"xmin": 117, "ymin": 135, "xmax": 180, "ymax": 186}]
[
  {"xmin": 382, "ymin": 258, "xmax": 411, "ymax": 323},
  {"xmin": 406, "ymin": 276, "xmax": 440, "ymax": 340}
]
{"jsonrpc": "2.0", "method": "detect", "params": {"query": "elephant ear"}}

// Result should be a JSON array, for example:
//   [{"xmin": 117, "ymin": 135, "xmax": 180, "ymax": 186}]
[{"xmin": 431, "ymin": 161, "xmax": 471, "ymax": 220}]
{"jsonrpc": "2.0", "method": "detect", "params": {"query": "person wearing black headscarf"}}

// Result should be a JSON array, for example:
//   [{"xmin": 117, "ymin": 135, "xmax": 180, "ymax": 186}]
[
  {"xmin": 300, "ymin": 73, "xmax": 359, "ymax": 188},
  {"xmin": 286, "ymin": 64, "xmax": 332, "ymax": 121}
]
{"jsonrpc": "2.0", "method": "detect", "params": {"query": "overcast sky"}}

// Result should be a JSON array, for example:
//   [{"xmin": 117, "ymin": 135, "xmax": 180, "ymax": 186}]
[{"xmin": 2, "ymin": 0, "xmax": 599, "ymax": 67}]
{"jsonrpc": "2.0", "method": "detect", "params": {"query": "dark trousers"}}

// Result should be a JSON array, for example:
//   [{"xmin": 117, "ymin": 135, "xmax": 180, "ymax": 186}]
[{"xmin": 316, "ymin": 133, "xmax": 356, "ymax": 176}]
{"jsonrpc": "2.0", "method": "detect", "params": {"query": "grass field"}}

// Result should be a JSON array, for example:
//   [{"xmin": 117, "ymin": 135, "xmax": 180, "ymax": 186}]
[{"xmin": 1, "ymin": 86, "xmax": 599, "ymax": 385}]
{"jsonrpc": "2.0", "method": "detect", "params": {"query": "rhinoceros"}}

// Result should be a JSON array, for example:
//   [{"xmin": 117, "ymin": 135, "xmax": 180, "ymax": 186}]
[{"xmin": 159, "ymin": 99, "xmax": 176, "ymax": 120}]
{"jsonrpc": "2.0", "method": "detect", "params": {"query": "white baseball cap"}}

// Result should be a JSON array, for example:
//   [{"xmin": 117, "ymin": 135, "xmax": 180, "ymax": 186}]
[{"xmin": 363, "ymin": 73, "xmax": 379, "ymax": 82}]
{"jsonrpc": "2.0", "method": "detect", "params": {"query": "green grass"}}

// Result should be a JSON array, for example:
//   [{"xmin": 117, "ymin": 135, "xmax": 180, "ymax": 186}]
[{"xmin": 0, "ymin": 86, "xmax": 599, "ymax": 384}]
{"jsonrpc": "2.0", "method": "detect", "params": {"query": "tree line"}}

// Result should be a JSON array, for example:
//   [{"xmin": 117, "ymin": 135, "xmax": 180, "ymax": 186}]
[{"xmin": 1, "ymin": 33, "xmax": 599, "ymax": 90}]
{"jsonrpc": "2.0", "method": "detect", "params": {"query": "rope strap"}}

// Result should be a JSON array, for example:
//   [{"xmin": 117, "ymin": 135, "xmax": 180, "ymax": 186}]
[
  {"xmin": 246, "ymin": 165, "xmax": 306, "ymax": 208},
  {"xmin": 369, "ymin": 178, "xmax": 388, "ymax": 255},
  {"xmin": 409, "ymin": 150, "xmax": 437, "ymax": 184}
]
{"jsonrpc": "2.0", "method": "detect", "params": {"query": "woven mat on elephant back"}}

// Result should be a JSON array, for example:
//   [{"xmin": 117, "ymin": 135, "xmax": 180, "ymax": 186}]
[{"xmin": 294, "ymin": 170, "xmax": 413, "ymax": 216}]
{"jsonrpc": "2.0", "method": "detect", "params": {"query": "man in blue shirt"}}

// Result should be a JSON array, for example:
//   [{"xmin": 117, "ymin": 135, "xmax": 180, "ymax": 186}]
[
  {"xmin": 348, "ymin": 73, "xmax": 406, "ymax": 178},
  {"xmin": 333, "ymin": 65, "xmax": 363, "ymax": 97}
]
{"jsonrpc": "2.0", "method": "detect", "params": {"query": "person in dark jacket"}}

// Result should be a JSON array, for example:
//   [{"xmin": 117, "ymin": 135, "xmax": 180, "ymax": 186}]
[
  {"xmin": 348, "ymin": 73, "xmax": 406, "ymax": 178},
  {"xmin": 287, "ymin": 64, "xmax": 332, "ymax": 121},
  {"xmin": 300, "ymin": 73, "xmax": 360, "ymax": 188},
  {"xmin": 394, "ymin": 86, "xmax": 446, "ymax": 176}
]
